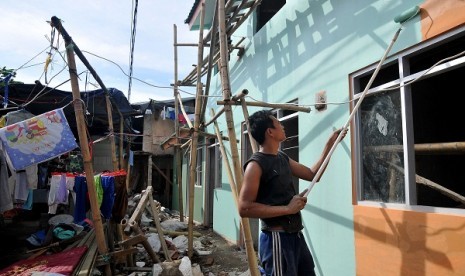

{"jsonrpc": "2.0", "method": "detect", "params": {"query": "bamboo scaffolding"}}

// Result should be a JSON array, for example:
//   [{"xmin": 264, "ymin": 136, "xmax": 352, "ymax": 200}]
[
  {"xmin": 181, "ymin": 0, "xmax": 262, "ymax": 86},
  {"xmin": 173, "ymin": 24, "xmax": 184, "ymax": 222},
  {"xmin": 364, "ymin": 142, "xmax": 465, "ymax": 154},
  {"xmin": 217, "ymin": 100, "xmax": 311, "ymax": 113},
  {"xmin": 211, "ymin": 109, "xmax": 239, "ymax": 205},
  {"xmin": 203, "ymin": 89, "xmax": 249, "ymax": 127},
  {"xmin": 50, "ymin": 16, "xmax": 111, "ymax": 276},
  {"xmin": 50, "ymin": 16, "xmax": 121, "ymax": 172},
  {"xmin": 176, "ymin": 93, "xmax": 194, "ymax": 129},
  {"xmin": 217, "ymin": 1, "xmax": 259, "ymax": 274},
  {"xmin": 200, "ymin": 0, "xmax": 219, "ymax": 123},
  {"xmin": 187, "ymin": 3, "xmax": 206, "ymax": 259}
]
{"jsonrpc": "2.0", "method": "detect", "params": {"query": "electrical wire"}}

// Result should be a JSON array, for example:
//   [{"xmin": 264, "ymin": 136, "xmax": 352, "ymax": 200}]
[
  {"xmin": 80, "ymin": 50, "xmax": 196, "ymax": 95},
  {"xmin": 376, "ymin": 48, "xmax": 465, "ymax": 92}
]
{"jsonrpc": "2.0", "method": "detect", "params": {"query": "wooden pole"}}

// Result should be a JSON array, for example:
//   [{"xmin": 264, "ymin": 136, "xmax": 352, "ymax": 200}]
[
  {"xmin": 240, "ymin": 99, "xmax": 258, "ymax": 153},
  {"xmin": 51, "ymin": 16, "xmax": 111, "ymax": 276},
  {"xmin": 211, "ymin": 109, "xmax": 239, "ymax": 205},
  {"xmin": 200, "ymin": 0, "xmax": 219, "ymax": 122},
  {"xmin": 217, "ymin": 100, "xmax": 311, "ymax": 113},
  {"xmin": 176, "ymin": 94, "xmax": 194, "ymax": 129},
  {"xmin": 106, "ymin": 95, "xmax": 119, "ymax": 171},
  {"xmin": 217, "ymin": 1, "xmax": 259, "ymax": 275},
  {"xmin": 50, "ymin": 16, "xmax": 119, "ymax": 172},
  {"xmin": 119, "ymin": 117, "xmax": 124, "ymax": 169},
  {"xmin": 147, "ymin": 192, "xmax": 172, "ymax": 261},
  {"xmin": 187, "ymin": 3, "xmax": 206, "ymax": 259},
  {"xmin": 364, "ymin": 141, "xmax": 465, "ymax": 154},
  {"xmin": 203, "ymin": 89, "xmax": 248, "ymax": 127},
  {"xmin": 173, "ymin": 24, "xmax": 184, "ymax": 222}
]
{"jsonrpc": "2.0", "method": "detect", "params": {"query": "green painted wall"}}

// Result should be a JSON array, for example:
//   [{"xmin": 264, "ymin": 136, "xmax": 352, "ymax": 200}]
[{"xmin": 203, "ymin": 0, "xmax": 424, "ymax": 275}]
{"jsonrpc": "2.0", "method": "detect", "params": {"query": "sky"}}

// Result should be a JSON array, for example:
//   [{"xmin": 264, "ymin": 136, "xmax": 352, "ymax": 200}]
[{"xmin": 0, "ymin": 1, "xmax": 200, "ymax": 104}]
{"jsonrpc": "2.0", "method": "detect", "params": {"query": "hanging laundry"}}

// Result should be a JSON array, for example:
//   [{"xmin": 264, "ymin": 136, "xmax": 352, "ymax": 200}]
[
  {"xmin": 102, "ymin": 169, "xmax": 127, "ymax": 221},
  {"xmin": 0, "ymin": 108, "xmax": 78, "ymax": 171},
  {"xmin": 73, "ymin": 175, "xmax": 90, "ymax": 223},
  {"xmin": 0, "ymin": 147, "xmax": 12, "ymax": 213},
  {"xmin": 166, "ymin": 107, "xmax": 176, "ymax": 120},
  {"xmin": 178, "ymin": 114, "xmax": 187, "ymax": 124}
]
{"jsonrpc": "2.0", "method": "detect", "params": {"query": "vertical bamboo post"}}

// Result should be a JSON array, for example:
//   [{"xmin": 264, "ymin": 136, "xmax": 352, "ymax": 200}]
[
  {"xmin": 119, "ymin": 116, "xmax": 124, "ymax": 169},
  {"xmin": 187, "ymin": 3, "xmax": 206, "ymax": 259},
  {"xmin": 106, "ymin": 96, "xmax": 118, "ymax": 171},
  {"xmin": 211, "ymin": 109, "xmax": 239, "ymax": 206},
  {"xmin": 240, "ymin": 99, "xmax": 258, "ymax": 153},
  {"xmin": 51, "ymin": 16, "xmax": 111, "ymax": 275},
  {"xmin": 217, "ymin": 2, "xmax": 259, "ymax": 275},
  {"xmin": 50, "ymin": 16, "xmax": 119, "ymax": 173},
  {"xmin": 125, "ymin": 139, "xmax": 132, "ymax": 192},
  {"xmin": 173, "ymin": 24, "xmax": 184, "ymax": 222},
  {"xmin": 148, "ymin": 154, "xmax": 153, "ymax": 188}
]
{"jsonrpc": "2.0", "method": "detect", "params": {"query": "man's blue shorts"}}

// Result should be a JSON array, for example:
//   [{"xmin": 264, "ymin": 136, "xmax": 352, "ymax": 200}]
[{"xmin": 259, "ymin": 230, "xmax": 315, "ymax": 276}]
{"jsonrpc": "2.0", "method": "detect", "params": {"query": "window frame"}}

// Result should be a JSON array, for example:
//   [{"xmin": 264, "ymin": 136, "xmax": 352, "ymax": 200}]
[{"xmin": 350, "ymin": 25, "xmax": 465, "ymax": 215}]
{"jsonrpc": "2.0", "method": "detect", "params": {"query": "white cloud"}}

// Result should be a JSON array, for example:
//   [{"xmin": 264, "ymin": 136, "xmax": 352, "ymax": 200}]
[{"xmin": 1, "ymin": 1, "xmax": 200, "ymax": 103}]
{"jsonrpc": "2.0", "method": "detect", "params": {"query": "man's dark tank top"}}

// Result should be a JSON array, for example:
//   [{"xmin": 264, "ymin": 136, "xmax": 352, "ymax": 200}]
[{"xmin": 244, "ymin": 151, "xmax": 303, "ymax": 233}]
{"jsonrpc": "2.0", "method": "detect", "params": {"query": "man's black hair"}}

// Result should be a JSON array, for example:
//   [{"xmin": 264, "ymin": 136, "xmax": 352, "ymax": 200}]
[{"xmin": 248, "ymin": 110, "xmax": 275, "ymax": 145}]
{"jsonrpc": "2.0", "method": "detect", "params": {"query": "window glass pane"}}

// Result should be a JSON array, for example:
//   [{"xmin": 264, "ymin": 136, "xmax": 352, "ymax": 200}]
[{"xmin": 360, "ymin": 90, "xmax": 405, "ymax": 203}]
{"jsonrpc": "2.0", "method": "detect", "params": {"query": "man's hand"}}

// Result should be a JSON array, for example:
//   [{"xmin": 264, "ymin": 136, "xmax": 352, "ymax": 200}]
[
  {"xmin": 329, "ymin": 127, "xmax": 348, "ymax": 144},
  {"xmin": 287, "ymin": 189, "xmax": 308, "ymax": 214}
]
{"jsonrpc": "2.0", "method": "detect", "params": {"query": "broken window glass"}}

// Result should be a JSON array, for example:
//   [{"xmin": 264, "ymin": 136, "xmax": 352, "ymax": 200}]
[{"xmin": 360, "ymin": 90, "xmax": 405, "ymax": 203}]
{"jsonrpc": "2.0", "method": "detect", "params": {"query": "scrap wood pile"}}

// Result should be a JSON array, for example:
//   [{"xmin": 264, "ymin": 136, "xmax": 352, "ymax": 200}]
[
  {"xmin": 0, "ymin": 184, "xmax": 251, "ymax": 276},
  {"xmin": 0, "ymin": 187, "xmax": 246, "ymax": 276}
]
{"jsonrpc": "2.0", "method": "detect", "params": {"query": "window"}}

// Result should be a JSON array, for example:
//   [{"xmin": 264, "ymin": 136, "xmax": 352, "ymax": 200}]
[
  {"xmin": 207, "ymin": 138, "xmax": 223, "ymax": 188},
  {"xmin": 185, "ymin": 140, "xmax": 204, "ymax": 187},
  {"xmin": 195, "ymin": 144, "xmax": 203, "ymax": 187},
  {"xmin": 256, "ymin": 0, "xmax": 286, "ymax": 33},
  {"xmin": 351, "ymin": 27, "xmax": 465, "ymax": 211}
]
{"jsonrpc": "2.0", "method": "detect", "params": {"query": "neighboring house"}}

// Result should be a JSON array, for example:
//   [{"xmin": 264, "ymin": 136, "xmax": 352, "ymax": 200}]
[
  {"xmin": 183, "ymin": 0, "xmax": 465, "ymax": 275},
  {"xmin": 130, "ymin": 98, "xmax": 196, "ymax": 207}
]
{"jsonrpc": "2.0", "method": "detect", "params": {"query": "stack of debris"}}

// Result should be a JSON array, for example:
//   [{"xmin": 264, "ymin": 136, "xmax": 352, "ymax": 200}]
[{"xmin": 0, "ymin": 186, "xmax": 251, "ymax": 275}]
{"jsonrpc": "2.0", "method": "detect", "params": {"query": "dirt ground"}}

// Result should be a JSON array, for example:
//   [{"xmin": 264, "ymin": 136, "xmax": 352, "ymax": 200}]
[{"xmin": 192, "ymin": 225, "xmax": 252, "ymax": 275}]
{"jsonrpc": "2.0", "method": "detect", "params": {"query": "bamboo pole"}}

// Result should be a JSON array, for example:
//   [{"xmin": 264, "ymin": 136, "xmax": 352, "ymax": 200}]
[
  {"xmin": 119, "ymin": 117, "xmax": 124, "ymax": 169},
  {"xmin": 176, "ymin": 93, "xmax": 194, "ymax": 129},
  {"xmin": 364, "ymin": 142, "xmax": 465, "ymax": 154},
  {"xmin": 106, "ymin": 95, "xmax": 119, "ymax": 171},
  {"xmin": 125, "ymin": 139, "xmax": 132, "ymax": 192},
  {"xmin": 200, "ymin": 0, "xmax": 219, "ymax": 122},
  {"xmin": 217, "ymin": 100, "xmax": 311, "ymax": 113},
  {"xmin": 187, "ymin": 3, "xmax": 206, "ymax": 259},
  {"xmin": 240, "ymin": 99, "xmax": 258, "ymax": 153},
  {"xmin": 147, "ymin": 192, "xmax": 172, "ymax": 261},
  {"xmin": 211, "ymin": 109, "xmax": 239, "ymax": 205},
  {"xmin": 217, "ymin": 1, "xmax": 259, "ymax": 275},
  {"xmin": 152, "ymin": 162, "xmax": 173, "ymax": 185},
  {"xmin": 148, "ymin": 154, "xmax": 153, "ymax": 188},
  {"xmin": 50, "ymin": 16, "xmax": 119, "ymax": 173},
  {"xmin": 173, "ymin": 24, "xmax": 184, "ymax": 222},
  {"xmin": 129, "ymin": 222, "xmax": 160, "ymax": 263},
  {"xmin": 51, "ymin": 16, "xmax": 111, "ymax": 276},
  {"xmin": 203, "ymin": 89, "xmax": 249, "ymax": 127},
  {"xmin": 386, "ymin": 160, "xmax": 465, "ymax": 205}
]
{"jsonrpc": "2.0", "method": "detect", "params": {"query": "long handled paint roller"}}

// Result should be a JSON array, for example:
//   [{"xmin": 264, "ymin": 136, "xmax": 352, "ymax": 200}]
[{"xmin": 303, "ymin": 6, "xmax": 420, "ymax": 197}]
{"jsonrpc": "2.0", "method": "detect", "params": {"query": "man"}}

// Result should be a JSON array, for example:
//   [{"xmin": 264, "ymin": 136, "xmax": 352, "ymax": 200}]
[{"xmin": 239, "ymin": 110, "xmax": 346, "ymax": 276}]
